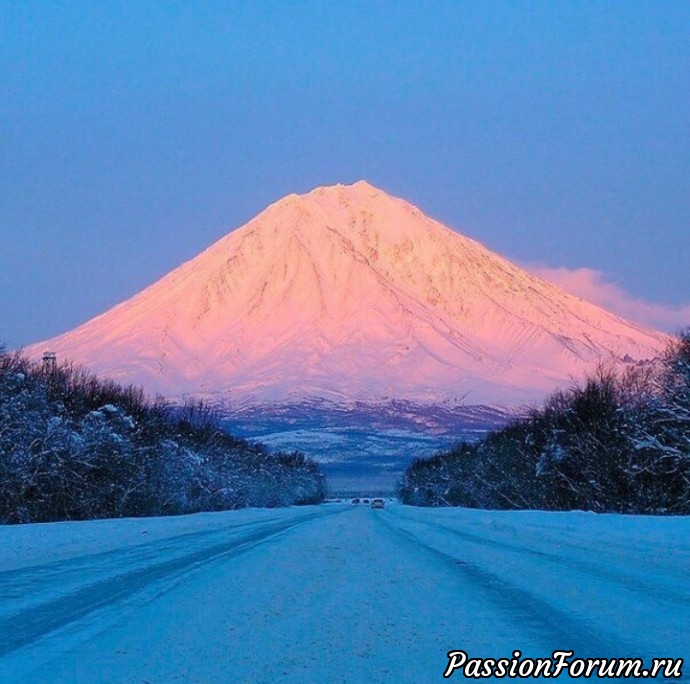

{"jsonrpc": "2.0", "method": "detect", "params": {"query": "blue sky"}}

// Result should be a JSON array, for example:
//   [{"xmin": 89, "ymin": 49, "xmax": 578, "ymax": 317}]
[{"xmin": 1, "ymin": 1, "xmax": 689, "ymax": 346}]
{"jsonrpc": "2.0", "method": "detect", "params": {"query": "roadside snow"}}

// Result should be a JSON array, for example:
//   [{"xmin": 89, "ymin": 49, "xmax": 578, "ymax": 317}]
[{"xmin": 0, "ymin": 507, "xmax": 308, "ymax": 572}]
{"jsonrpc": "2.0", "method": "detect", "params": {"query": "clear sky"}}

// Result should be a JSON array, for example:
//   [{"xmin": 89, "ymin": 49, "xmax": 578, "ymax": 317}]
[{"xmin": 2, "ymin": 1, "xmax": 689, "ymax": 347}]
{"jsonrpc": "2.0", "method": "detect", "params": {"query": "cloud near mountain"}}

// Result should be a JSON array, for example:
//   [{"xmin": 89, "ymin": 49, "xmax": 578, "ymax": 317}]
[{"xmin": 528, "ymin": 265, "xmax": 690, "ymax": 334}]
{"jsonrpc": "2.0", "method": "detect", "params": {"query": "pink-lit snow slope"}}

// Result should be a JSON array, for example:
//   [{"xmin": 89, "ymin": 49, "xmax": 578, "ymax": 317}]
[{"xmin": 26, "ymin": 181, "xmax": 668, "ymax": 407}]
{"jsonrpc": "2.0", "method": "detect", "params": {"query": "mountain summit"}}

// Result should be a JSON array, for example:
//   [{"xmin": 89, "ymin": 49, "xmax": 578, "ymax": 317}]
[{"xmin": 28, "ymin": 181, "xmax": 666, "ymax": 406}]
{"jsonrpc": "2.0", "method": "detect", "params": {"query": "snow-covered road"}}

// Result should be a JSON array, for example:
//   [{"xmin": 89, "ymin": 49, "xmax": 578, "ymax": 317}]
[{"xmin": 1, "ymin": 504, "xmax": 688, "ymax": 683}]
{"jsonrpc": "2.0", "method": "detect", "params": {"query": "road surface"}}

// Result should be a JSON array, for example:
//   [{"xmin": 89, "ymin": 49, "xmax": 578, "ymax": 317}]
[{"xmin": 1, "ymin": 504, "xmax": 688, "ymax": 683}]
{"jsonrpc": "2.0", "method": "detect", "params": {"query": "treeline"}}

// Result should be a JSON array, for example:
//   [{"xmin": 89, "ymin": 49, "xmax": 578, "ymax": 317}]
[
  {"xmin": 0, "ymin": 348, "xmax": 326, "ymax": 524},
  {"xmin": 400, "ymin": 331, "xmax": 690, "ymax": 514}
]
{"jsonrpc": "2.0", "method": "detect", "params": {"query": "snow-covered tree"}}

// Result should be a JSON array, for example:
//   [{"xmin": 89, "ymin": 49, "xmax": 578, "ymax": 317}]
[
  {"xmin": 0, "ymin": 347, "xmax": 325, "ymax": 524},
  {"xmin": 400, "ymin": 334, "xmax": 690, "ymax": 514}
]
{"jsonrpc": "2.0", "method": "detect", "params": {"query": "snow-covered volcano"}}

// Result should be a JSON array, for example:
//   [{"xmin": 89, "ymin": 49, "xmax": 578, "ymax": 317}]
[{"xmin": 27, "ymin": 181, "xmax": 666, "ymax": 406}]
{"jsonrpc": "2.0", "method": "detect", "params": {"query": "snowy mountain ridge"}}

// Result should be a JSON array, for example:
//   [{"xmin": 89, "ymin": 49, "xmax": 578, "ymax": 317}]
[{"xmin": 27, "ymin": 180, "xmax": 667, "ymax": 406}]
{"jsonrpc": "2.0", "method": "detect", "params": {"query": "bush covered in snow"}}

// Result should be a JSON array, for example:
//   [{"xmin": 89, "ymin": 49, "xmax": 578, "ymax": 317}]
[
  {"xmin": 400, "ymin": 331, "xmax": 690, "ymax": 514},
  {"xmin": 0, "ymin": 349, "xmax": 325, "ymax": 524}
]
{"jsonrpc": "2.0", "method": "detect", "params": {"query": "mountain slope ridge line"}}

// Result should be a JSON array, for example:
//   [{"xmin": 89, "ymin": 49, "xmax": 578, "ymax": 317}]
[{"xmin": 26, "ymin": 181, "xmax": 667, "ymax": 407}]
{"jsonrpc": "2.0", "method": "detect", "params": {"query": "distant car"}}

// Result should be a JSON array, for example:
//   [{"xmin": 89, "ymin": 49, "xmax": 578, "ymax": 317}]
[
  {"xmin": 351, "ymin": 498, "xmax": 360, "ymax": 504},
  {"xmin": 363, "ymin": 498, "xmax": 370, "ymax": 504},
  {"xmin": 371, "ymin": 498, "xmax": 385, "ymax": 509}
]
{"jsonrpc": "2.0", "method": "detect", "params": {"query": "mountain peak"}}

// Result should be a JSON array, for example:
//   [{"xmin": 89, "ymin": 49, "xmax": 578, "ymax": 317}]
[
  {"xmin": 298, "ymin": 180, "xmax": 383, "ymax": 207},
  {"xmin": 258, "ymin": 180, "xmax": 443, "ymax": 248},
  {"xmin": 26, "ymin": 185, "xmax": 667, "ymax": 407},
  {"xmin": 310, "ymin": 179, "xmax": 380, "ymax": 194}
]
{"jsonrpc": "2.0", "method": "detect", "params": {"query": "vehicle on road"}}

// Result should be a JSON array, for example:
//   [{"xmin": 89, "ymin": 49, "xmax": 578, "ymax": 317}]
[{"xmin": 371, "ymin": 498, "xmax": 385, "ymax": 509}]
